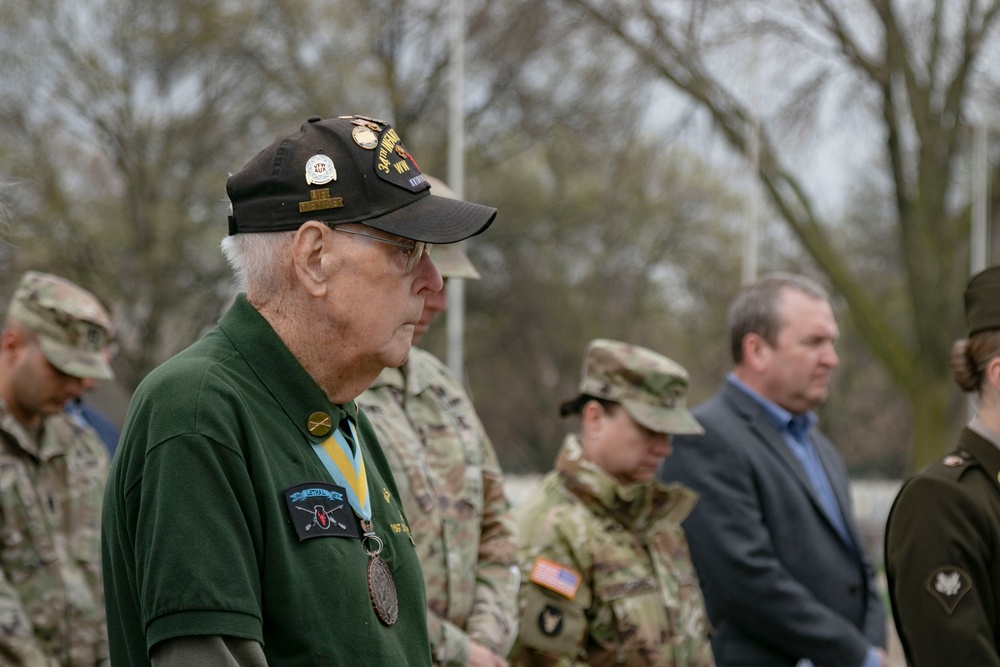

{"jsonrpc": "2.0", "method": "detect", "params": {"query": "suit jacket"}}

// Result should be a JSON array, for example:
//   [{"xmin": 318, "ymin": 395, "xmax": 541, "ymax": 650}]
[{"xmin": 658, "ymin": 381, "xmax": 886, "ymax": 667}]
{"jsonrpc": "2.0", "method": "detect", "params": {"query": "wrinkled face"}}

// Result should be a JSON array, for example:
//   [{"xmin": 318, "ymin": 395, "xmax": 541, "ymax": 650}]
[
  {"xmin": 412, "ymin": 278, "xmax": 449, "ymax": 346},
  {"xmin": 3, "ymin": 332, "xmax": 88, "ymax": 426},
  {"xmin": 583, "ymin": 403, "xmax": 672, "ymax": 485},
  {"xmin": 758, "ymin": 289, "xmax": 840, "ymax": 414},
  {"xmin": 325, "ymin": 223, "xmax": 443, "ymax": 371}
]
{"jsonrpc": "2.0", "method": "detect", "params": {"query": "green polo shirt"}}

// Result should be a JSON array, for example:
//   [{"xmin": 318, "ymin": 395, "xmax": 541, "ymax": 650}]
[{"xmin": 102, "ymin": 295, "xmax": 431, "ymax": 666}]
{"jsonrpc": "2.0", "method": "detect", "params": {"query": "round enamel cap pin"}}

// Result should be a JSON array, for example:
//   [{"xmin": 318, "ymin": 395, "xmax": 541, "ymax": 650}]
[
  {"xmin": 305, "ymin": 154, "xmax": 336, "ymax": 185},
  {"xmin": 352, "ymin": 125, "xmax": 379, "ymax": 150}
]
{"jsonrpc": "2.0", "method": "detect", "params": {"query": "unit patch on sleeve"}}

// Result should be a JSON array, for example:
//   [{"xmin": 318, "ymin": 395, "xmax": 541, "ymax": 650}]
[
  {"xmin": 530, "ymin": 556, "xmax": 582, "ymax": 600},
  {"xmin": 284, "ymin": 482, "xmax": 359, "ymax": 541},
  {"xmin": 925, "ymin": 566, "xmax": 972, "ymax": 614}
]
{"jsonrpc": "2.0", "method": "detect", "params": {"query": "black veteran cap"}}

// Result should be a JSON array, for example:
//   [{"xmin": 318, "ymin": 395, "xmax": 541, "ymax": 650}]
[
  {"xmin": 226, "ymin": 115, "xmax": 497, "ymax": 244},
  {"xmin": 965, "ymin": 265, "xmax": 1000, "ymax": 336}
]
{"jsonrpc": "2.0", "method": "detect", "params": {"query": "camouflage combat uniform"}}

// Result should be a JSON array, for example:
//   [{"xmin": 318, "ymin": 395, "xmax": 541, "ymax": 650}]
[
  {"xmin": 0, "ymin": 402, "xmax": 109, "ymax": 666},
  {"xmin": 510, "ymin": 434, "xmax": 714, "ymax": 667},
  {"xmin": 357, "ymin": 346, "xmax": 519, "ymax": 666}
]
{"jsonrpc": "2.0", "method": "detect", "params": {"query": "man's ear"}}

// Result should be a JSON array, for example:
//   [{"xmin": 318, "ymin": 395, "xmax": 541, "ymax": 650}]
[
  {"xmin": 0, "ymin": 328, "xmax": 28, "ymax": 365},
  {"xmin": 291, "ymin": 221, "xmax": 333, "ymax": 297},
  {"xmin": 741, "ymin": 332, "xmax": 769, "ymax": 371}
]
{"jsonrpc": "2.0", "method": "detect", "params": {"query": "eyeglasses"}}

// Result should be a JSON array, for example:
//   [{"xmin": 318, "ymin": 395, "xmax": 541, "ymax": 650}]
[{"xmin": 330, "ymin": 226, "xmax": 432, "ymax": 273}]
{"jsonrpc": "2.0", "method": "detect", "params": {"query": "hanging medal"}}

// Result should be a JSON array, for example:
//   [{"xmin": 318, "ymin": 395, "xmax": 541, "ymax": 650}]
[
  {"xmin": 361, "ymin": 518, "xmax": 399, "ymax": 625},
  {"xmin": 311, "ymin": 411, "xmax": 399, "ymax": 625}
]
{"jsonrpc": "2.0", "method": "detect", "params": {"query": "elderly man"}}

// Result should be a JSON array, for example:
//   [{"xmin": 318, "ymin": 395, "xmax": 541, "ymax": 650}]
[
  {"xmin": 0, "ymin": 271, "xmax": 115, "ymax": 665},
  {"xmin": 357, "ymin": 176, "xmax": 518, "ymax": 667},
  {"xmin": 659, "ymin": 273, "xmax": 887, "ymax": 667},
  {"xmin": 101, "ymin": 116, "xmax": 497, "ymax": 667}
]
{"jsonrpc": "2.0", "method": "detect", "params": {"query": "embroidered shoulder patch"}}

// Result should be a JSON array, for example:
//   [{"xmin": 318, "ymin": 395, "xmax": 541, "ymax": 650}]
[
  {"xmin": 530, "ymin": 556, "xmax": 582, "ymax": 600},
  {"xmin": 926, "ymin": 566, "xmax": 972, "ymax": 614}
]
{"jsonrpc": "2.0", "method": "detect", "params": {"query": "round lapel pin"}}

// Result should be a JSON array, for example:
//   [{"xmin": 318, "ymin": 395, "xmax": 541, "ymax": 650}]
[{"xmin": 307, "ymin": 412, "xmax": 332, "ymax": 437}]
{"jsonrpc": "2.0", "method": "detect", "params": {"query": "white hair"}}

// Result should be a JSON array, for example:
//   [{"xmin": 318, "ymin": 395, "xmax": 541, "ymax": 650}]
[{"xmin": 220, "ymin": 231, "xmax": 296, "ymax": 302}]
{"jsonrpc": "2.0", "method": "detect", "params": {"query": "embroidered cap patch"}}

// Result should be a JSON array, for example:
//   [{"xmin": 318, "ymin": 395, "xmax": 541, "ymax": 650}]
[
  {"xmin": 284, "ymin": 482, "xmax": 359, "ymax": 541},
  {"xmin": 926, "ymin": 566, "xmax": 972, "ymax": 614},
  {"xmin": 530, "ymin": 557, "xmax": 582, "ymax": 600}
]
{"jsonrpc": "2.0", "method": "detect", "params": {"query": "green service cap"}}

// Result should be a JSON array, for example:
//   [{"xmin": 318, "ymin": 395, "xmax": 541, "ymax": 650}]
[{"xmin": 965, "ymin": 265, "xmax": 1000, "ymax": 336}]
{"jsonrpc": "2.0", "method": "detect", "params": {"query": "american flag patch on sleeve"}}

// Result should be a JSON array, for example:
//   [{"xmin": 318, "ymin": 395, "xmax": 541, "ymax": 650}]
[{"xmin": 530, "ymin": 556, "xmax": 582, "ymax": 600}]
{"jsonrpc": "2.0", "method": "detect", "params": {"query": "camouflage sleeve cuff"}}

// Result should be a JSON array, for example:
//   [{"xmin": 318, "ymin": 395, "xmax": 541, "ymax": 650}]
[{"xmin": 430, "ymin": 612, "xmax": 471, "ymax": 667}]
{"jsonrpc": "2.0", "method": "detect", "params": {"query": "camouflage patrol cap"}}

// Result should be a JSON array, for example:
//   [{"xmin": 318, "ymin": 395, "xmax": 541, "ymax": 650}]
[
  {"xmin": 578, "ymin": 339, "xmax": 703, "ymax": 435},
  {"xmin": 7, "ymin": 272, "xmax": 114, "ymax": 380},
  {"xmin": 424, "ymin": 176, "xmax": 481, "ymax": 279},
  {"xmin": 429, "ymin": 243, "xmax": 481, "ymax": 280},
  {"xmin": 965, "ymin": 265, "xmax": 1000, "ymax": 336}
]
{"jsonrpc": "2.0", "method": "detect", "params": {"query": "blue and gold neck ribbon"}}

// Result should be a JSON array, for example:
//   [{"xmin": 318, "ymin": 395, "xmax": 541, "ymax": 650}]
[{"xmin": 311, "ymin": 417, "xmax": 370, "ymax": 521}]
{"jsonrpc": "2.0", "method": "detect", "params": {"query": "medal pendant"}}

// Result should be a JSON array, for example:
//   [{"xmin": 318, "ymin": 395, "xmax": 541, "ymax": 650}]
[{"xmin": 367, "ymin": 554, "xmax": 398, "ymax": 625}]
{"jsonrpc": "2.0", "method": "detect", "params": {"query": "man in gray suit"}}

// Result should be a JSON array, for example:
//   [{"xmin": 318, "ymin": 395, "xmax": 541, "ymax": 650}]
[{"xmin": 659, "ymin": 273, "xmax": 887, "ymax": 667}]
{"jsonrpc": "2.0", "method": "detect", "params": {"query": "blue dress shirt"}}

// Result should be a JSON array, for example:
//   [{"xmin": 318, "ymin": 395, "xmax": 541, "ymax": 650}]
[{"xmin": 726, "ymin": 376, "xmax": 880, "ymax": 667}]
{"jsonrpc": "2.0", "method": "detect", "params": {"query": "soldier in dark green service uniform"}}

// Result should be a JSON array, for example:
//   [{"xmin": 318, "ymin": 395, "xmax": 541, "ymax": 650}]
[
  {"xmin": 886, "ymin": 264, "xmax": 1000, "ymax": 667},
  {"xmin": 101, "ymin": 115, "xmax": 497, "ymax": 667}
]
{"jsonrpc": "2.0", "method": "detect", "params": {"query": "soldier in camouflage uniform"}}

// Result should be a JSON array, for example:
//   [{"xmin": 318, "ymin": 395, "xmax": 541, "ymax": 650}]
[
  {"xmin": 357, "ymin": 177, "xmax": 518, "ymax": 667},
  {"xmin": 0, "ymin": 271, "xmax": 114, "ymax": 666},
  {"xmin": 510, "ymin": 339, "xmax": 714, "ymax": 667}
]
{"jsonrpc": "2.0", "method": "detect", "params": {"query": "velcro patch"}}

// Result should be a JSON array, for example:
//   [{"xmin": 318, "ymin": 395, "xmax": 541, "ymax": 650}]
[
  {"xmin": 530, "ymin": 557, "xmax": 582, "ymax": 600},
  {"xmin": 598, "ymin": 576, "xmax": 658, "ymax": 601},
  {"xmin": 538, "ymin": 604, "xmax": 564, "ymax": 636},
  {"xmin": 284, "ymin": 482, "xmax": 359, "ymax": 541},
  {"xmin": 926, "ymin": 566, "xmax": 972, "ymax": 614}
]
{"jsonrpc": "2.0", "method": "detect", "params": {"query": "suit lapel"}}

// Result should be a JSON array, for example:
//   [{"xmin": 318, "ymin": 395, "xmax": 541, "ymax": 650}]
[
  {"xmin": 721, "ymin": 383, "xmax": 856, "ymax": 549},
  {"xmin": 811, "ymin": 432, "xmax": 862, "ymax": 551},
  {"xmin": 722, "ymin": 383, "xmax": 816, "ymax": 495}
]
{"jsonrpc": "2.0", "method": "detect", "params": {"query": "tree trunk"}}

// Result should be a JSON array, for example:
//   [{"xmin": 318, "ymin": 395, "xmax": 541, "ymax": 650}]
[{"xmin": 908, "ymin": 373, "xmax": 955, "ymax": 472}]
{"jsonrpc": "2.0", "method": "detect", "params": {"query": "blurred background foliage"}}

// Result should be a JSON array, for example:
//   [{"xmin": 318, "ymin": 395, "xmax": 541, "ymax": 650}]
[{"xmin": 3, "ymin": 0, "xmax": 1000, "ymax": 476}]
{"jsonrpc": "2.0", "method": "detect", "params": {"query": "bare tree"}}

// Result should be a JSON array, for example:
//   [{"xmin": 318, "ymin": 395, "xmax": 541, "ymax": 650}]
[
  {"xmin": 0, "ymin": 0, "xmax": 504, "ymax": 389},
  {"xmin": 2, "ymin": 0, "xmax": 880, "ymax": 475},
  {"xmin": 562, "ymin": 0, "xmax": 1000, "ymax": 470}
]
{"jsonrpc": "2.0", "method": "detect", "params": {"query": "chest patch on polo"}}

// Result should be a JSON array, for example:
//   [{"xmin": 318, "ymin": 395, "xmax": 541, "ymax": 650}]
[
  {"xmin": 925, "ymin": 566, "xmax": 972, "ymax": 614},
  {"xmin": 284, "ymin": 482, "xmax": 359, "ymax": 541}
]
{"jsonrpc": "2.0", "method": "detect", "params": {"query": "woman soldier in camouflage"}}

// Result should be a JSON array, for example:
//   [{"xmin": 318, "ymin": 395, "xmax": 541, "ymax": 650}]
[{"xmin": 510, "ymin": 339, "xmax": 715, "ymax": 667}]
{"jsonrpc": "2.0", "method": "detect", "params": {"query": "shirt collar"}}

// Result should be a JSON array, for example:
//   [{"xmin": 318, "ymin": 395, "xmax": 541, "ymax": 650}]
[
  {"xmin": 969, "ymin": 415, "xmax": 1000, "ymax": 452},
  {"xmin": 369, "ymin": 364, "xmax": 405, "ymax": 391},
  {"xmin": 727, "ymin": 373, "xmax": 817, "ymax": 440},
  {"xmin": 366, "ymin": 347, "xmax": 435, "ymax": 397},
  {"xmin": 218, "ymin": 294, "xmax": 352, "ymax": 444}
]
